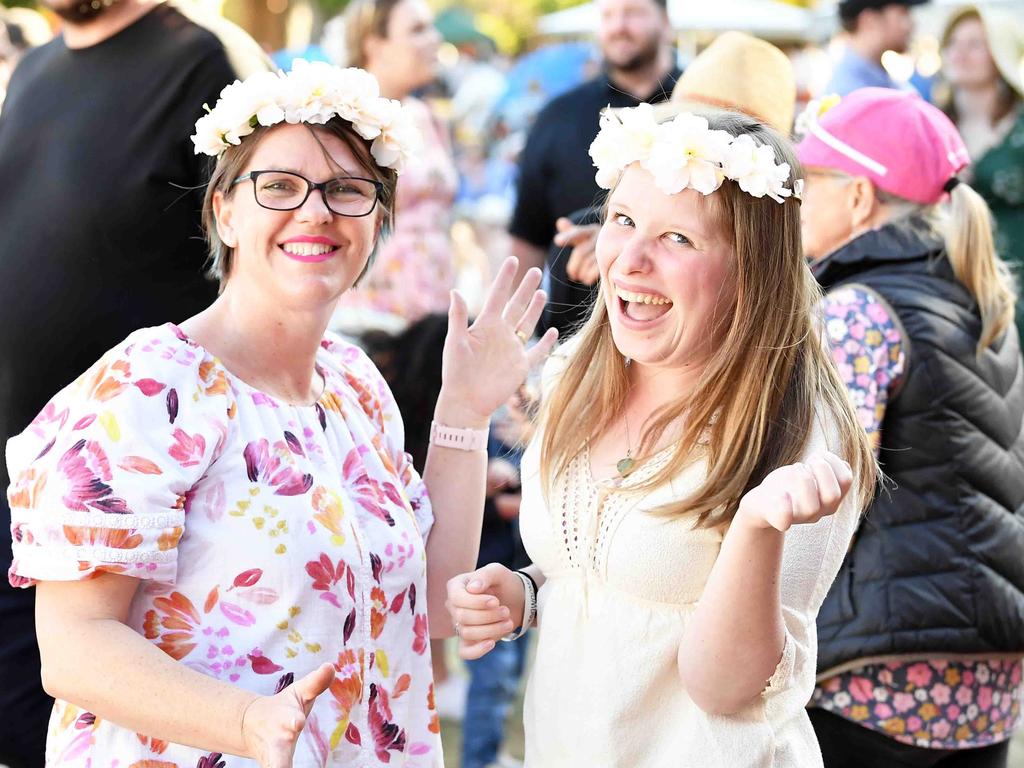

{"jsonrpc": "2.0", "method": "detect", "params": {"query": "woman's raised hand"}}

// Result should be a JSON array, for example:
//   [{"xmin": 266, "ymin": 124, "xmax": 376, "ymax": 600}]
[
  {"xmin": 736, "ymin": 452, "xmax": 854, "ymax": 532},
  {"xmin": 445, "ymin": 563, "xmax": 525, "ymax": 660},
  {"xmin": 438, "ymin": 257, "xmax": 558, "ymax": 426},
  {"xmin": 241, "ymin": 662, "xmax": 335, "ymax": 768}
]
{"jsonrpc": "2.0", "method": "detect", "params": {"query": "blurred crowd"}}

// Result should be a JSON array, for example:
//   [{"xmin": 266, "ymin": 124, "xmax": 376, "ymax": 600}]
[{"xmin": 0, "ymin": 0, "xmax": 1022, "ymax": 766}]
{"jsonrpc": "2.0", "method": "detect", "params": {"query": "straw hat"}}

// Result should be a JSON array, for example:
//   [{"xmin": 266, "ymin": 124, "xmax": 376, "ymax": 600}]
[
  {"xmin": 654, "ymin": 31, "xmax": 797, "ymax": 135},
  {"xmin": 942, "ymin": 5, "xmax": 1024, "ymax": 99}
]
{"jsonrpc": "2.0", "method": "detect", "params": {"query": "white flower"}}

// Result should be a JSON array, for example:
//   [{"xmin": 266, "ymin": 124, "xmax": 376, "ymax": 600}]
[
  {"xmin": 584, "ymin": 106, "xmax": 800, "ymax": 203},
  {"xmin": 587, "ymin": 103, "xmax": 662, "ymax": 188},
  {"xmin": 244, "ymin": 72, "xmax": 287, "ymax": 127},
  {"xmin": 368, "ymin": 98, "xmax": 422, "ymax": 174},
  {"xmin": 190, "ymin": 111, "xmax": 227, "ymax": 156},
  {"xmin": 723, "ymin": 137, "xmax": 792, "ymax": 201},
  {"xmin": 641, "ymin": 113, "xmax": 731, "ymax": 196},
  {"xmin": 722, "ymin": 134, "xmax": 793, "ymax": 202},
  {"xmin": 189, "ymin": 59, "xmax": 419, "ymax": 174}
]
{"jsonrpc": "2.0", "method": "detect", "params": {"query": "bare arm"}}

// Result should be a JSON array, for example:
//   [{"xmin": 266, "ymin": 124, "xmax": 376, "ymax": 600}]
[
  {"xmin": 36, "ymin": 574, "xmax": 334, "ymax": 767},
  {"xmin": 423, "ymin": 258, "xmax": 556, "ymax": 636},
  {"xmin": 677, "ymin": 514, "xmax": 787, "ymax": 715},
  {"xmin": 677, "ymin": 454, "xmax": 853, "ymax": 715},
  {"xmin": 422, "ymin": 391, "xmax": 489, "ymax": 639}
]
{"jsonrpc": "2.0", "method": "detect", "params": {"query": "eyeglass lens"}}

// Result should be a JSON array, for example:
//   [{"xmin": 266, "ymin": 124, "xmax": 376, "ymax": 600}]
[{"xmin": 253, "ymin": 171, "xmax": 378, "ymax": 216}]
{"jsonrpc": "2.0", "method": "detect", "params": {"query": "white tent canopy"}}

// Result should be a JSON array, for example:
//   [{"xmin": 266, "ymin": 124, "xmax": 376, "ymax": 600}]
[
  {"xmin": 536, "ymin": 0, "xmax": 1024, "ymax": 42},
  {"xmin": 537, "ymin": 0, "xmax": 819, "ymax": 40}
]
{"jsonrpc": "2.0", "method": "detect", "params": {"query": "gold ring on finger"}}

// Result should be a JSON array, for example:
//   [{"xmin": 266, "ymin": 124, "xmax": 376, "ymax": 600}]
[
  {"xmin": 454, "ymin": 622, "xmax": 462, "ymax": 638},
  {"xmin": 515, "ymin": 329, "xmax": 529, "ymax": 345}
]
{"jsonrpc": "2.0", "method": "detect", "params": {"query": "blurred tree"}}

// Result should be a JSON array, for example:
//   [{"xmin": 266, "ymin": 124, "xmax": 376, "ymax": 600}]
[
  {"xmin": 448, "ymin": 0, "xmax": 587, "ymax": 53},
  {"xmin": 308, "ymin": 0, "xmax": 588, "ymax": 52}
]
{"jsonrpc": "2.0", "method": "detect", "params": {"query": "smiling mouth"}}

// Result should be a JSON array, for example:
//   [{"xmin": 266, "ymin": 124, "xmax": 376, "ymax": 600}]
[
  {"xmin": 615, "ymin": 287, "xmax": 673, "ymax": 322},
  {"xmin": 280, "ymin": 242, "xmax": 339, "ymax": 262}
]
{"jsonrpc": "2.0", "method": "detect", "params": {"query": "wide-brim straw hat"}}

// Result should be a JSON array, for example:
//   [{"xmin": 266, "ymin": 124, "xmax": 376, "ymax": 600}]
[
  {"xmin": 942, "ymin": 5, "xmax": 1024, "ymax": 99},
  {"xmin": 650, "ymin": 31, "xmax": 797, "ymax": 135}
]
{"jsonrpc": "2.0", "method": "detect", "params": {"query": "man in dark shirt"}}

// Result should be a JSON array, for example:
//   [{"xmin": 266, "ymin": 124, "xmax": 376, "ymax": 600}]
[
  {"xmin": 0, "ymin": 2, "xmax": 266, "ymax": 764},
  {"xmin": 509, "ymin": 0, "xmax": 680, "ymax": 337}
]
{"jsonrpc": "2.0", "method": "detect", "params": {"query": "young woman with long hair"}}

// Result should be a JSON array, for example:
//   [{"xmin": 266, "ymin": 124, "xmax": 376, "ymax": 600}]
[{"xmin": 446, "ymin": 104, "xmax": 877, "ymax": 766}]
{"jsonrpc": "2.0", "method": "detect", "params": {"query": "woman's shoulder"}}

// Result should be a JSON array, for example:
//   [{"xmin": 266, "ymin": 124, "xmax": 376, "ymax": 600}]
[
  {"xmin": 9, "ymin": 324, "xmax": 230, "ymax": 466},
  {"xmin": 318, "ymin": 331, "xmax": 394, "ymax": 411},
  {"xmin": 53, "ymin": 323, "xmax": 223, "ymax": 409}
]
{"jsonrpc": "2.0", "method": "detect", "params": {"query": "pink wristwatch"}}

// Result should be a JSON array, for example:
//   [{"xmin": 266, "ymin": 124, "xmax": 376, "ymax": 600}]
[{"xmin": 429, "ymin": 421, "xmax": 488, "ymax": 451}]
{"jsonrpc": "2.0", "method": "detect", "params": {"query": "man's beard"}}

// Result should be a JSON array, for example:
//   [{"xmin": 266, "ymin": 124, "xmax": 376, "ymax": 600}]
[
  {"xmin": 46, "ymin": 0, "xmax": 119, "ymax": 24},
  {"xmin": 605, "ymin": 33, "xmax": 661, "ymax": 74}
]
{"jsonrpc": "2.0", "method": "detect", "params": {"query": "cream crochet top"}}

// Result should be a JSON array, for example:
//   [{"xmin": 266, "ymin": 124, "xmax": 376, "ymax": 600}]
[{"xmin": 517, "ymin": 360, "xmax": 859, "ymax": 767}]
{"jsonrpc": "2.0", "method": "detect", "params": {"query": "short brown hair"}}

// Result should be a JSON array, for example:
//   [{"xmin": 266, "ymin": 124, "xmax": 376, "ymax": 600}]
[{"xmin": 201, "ymin": 118, "xmax": 398, "ymax": 289}]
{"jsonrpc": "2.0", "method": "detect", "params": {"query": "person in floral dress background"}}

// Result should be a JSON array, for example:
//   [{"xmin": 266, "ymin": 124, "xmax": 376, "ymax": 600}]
[
  {"xmin": 6, "ymin": 62, "xmax": 556, "ymax": 768},
  {"xmin": 328, "ymin": 0, "xmax": 460, "ymax": 337},
  {"xmin": 798, "ymin": 88, "xmax": 1024, "ymax": 767}
]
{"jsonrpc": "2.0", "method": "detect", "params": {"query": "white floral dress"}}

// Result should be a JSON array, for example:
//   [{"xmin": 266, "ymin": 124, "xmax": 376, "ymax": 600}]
[{"xmin": 7, "ymin": 323, "xmax": 442, "ymax": 768}]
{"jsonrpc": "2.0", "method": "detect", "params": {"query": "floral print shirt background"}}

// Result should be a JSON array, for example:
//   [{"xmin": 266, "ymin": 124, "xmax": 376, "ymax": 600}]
[
  {"xmin": 333, "ymin": 97, "xmax": 459, "ymax": 333},
  {"xmin": 812, "ymin": 286, "xmax": 1024, "ymax": 749},
  {"xmin": 7, "ymin": 324, "xmax": 441, "ymax": 767}
]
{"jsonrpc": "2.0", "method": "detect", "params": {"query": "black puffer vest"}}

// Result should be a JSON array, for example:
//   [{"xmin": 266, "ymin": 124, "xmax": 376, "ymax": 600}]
[{"xmin": 813, "ymin": 221, "xmax": 1024, "ymax": 675}]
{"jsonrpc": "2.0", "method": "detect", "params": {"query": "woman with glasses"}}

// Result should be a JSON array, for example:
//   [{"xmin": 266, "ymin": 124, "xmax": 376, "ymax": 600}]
[
  {"xmin": 326, "ymin": 0, "xmax": 458, "ymax": 337},
  {"xmin": 798, "ymin": 88, "xmax": 1024, "ymax": 768},
  {"xmin": 5, "ymin": 62, "xmax": 556, "ymax": 768}
]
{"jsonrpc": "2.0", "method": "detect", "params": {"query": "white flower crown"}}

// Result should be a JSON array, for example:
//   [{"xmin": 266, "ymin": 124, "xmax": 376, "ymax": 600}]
[
  {"xmin": 191, "ymin": 59, "xmax": 422, "ymax": 174},
  {"xmin": 589, "ymin": 103, "xmax": 803, "ymax": 203}
]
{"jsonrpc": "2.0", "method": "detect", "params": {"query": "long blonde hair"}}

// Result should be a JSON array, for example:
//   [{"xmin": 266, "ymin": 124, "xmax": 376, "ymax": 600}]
[
  {"xmin": 540, "ymin": 109, "xmax": 877, "ymax": 527},
  {"xmin": 943, "ymin": 183, "xmax": 1017, "ymax": 353},
  {"xmin": 874, "ymin": 182, "xmax": 1017, "ymax": 356}
]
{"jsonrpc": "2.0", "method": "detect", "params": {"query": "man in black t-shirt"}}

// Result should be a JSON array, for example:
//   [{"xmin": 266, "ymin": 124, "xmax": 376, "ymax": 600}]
[
  {"xmin": 0, "ymin": 1, "xmax": 266, "ymax": 764},
  {"xmin": 509, "ymin": 0, "xmax": 680, "ymax": 338}
]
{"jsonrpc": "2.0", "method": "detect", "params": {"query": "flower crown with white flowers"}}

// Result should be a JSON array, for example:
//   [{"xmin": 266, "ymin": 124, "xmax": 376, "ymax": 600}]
[
  {"xmin": 191, "ymin": 59, "xmax": 421, "ymax": 174},
  {"xmin": 589, "ymin": 103, "xmax": 803, "ymax": 203}
]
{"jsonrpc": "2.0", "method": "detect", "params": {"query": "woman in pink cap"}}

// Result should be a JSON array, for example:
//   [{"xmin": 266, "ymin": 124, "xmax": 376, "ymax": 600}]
[{"xmin": 797, "ymin": 87, "xmax": 1024, "ymax": 767}]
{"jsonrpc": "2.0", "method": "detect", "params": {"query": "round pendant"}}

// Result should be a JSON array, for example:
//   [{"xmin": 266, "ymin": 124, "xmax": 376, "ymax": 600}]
[{"xmin": 616, "ymin": 456, "xmax": 636, "ymax": 477}]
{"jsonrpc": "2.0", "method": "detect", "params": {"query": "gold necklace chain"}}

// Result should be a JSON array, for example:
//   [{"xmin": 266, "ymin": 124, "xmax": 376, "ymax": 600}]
[{"xmin": 617, "ymin": 360, "xmax": 637, "ymax": 477}]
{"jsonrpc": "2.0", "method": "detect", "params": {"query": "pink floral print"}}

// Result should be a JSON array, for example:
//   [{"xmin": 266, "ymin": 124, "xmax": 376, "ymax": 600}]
[
  {"xmin": 821, "ymin": 285, "xmax": 905, "ymax": 451},
  {"xmin": 7, "ymin": 323, "xmax": 438, "ymax": 767},
  {"xmin": 813, "ymin": 659, "xmax": 1024, "ymax": 748},
  {"xmin": 334, "ymin": 97, "xmax": 459, "ymax": 327}
]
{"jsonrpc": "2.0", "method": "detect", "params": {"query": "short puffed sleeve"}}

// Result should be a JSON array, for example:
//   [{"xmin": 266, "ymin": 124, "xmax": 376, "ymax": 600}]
[{"xmin": 7, "ymin": 325, "xmax": 233, "ymax": 586}]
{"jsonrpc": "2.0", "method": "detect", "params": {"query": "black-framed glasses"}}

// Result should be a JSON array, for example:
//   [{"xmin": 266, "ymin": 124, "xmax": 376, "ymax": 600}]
[{"xmin": 231, "ymin": 170, "xmax": 383, "ymax": 217}]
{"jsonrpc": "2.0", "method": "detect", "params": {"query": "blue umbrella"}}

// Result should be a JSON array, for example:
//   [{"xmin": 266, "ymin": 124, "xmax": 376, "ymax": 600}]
[
  {"xmin": 493, "ymin": 41, "xmax": 598, "ymax": 118},
  {"xmin": 270, "ymin": 45, "xmax": 332, "ymax": 71}
]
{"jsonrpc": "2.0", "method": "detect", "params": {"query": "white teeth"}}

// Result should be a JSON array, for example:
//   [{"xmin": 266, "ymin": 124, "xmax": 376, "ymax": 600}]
[
  {"xmin": 282, "ymin": 242, "xmax": 335, "ymax": 256},
  {"xmin": 615, "ymin": 287, "xmax": 671, "ymax": 306}
]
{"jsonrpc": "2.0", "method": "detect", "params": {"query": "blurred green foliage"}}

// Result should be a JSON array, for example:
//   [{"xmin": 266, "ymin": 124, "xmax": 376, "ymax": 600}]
[{"xmin": 311, "ymin": 0, "xmax": 589, "ymax": 52}]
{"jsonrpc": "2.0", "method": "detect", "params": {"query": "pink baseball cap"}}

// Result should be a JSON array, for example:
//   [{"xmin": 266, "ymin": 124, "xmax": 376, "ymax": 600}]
[{"xmin": 795, "ymin": 88, "xmax": 971, "ymax": 205}]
